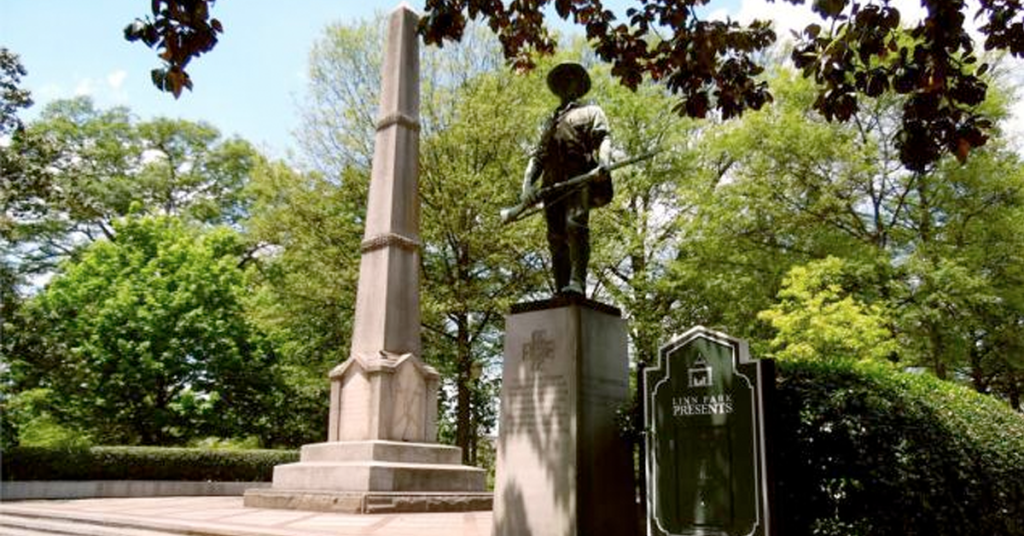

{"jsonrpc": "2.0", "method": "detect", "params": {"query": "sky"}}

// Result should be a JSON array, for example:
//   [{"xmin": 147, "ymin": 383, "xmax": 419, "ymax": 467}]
[{"xmin": 2, "ymin": 1, "xmax": 1018, "ymax": 159}]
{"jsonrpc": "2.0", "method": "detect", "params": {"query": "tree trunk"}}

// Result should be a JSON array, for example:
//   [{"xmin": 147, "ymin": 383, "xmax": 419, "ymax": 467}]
[
  {"xmin": 932, "ymin": 329, "xmax": 947, "ymax": 380},
  {"xmin": 455, "ymin": 312, "xmax": 473, "ymax": 464},
  {"xmin": 969, "ymin": 343, "xmax": 988, "ymax": 394},
  {"xmin": 1009, "ymin": 375, "xmax": 1022, "ymax": 413}
]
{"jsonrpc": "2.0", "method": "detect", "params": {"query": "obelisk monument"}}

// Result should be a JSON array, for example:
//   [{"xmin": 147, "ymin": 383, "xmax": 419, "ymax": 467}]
[
  {"xmin": 329, "ymin": 0, "xmax": 433, "ymax": 444},
  {"xmin": 244, "ymin": 4, "xmax": 488, "ymax": 514}
]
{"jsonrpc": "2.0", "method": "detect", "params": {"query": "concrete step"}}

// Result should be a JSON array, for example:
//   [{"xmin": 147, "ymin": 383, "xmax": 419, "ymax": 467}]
[
  {"xmin": 299, "ymin": 441, "xmax": 464, "ymax": 465},
  {"xmin": 0, "ymin": 513, "xmax": 186, "ymax": 536},
  {"xmin": 0, "ymin": 522, "xmax": 59, "ymax": 536}
]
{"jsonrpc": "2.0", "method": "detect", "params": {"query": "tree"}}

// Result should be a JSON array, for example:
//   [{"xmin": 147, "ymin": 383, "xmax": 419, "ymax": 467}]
[
  {"xmin": 422, "ymin": 0, "xmax": 1021, "ymax": 172},
  {"xmin": 757, "ymin": 256, "xmax": 898, "ymax": 362},
  {"xmin": 242, "ymin": 161, "xmax": 368, "ymax": 445},
  {"xmin": 666, "ymin": 65, "xmax": 1024, "ymax": 407},
  {"xmin": 419, "ymin": 63, "xmax": 548, "ymax": 463},
  {"xmin": 11, "ymin": 215, "xmax": 275, "ymax": 445},
  {"xmin": 126, "ymin": 1, "xmax": 1024, "ymax": 171},
  {"xmin": 4, "ymin": 97, "xmax": 259, "ymax": 278},
  {"xmin": 585, "ymin": 57, "xmax": 705, "ymax": 367},
  {"xmin": 0, "ymin": 47, "xmax": 32, "ymax": 136},
  {"xmin": 1, "ymin": 47, "xmax": 47, "ymax": 296},
  {"xmin": 123, "ymin": 0, "xmax": 222, "ymax": 98}
]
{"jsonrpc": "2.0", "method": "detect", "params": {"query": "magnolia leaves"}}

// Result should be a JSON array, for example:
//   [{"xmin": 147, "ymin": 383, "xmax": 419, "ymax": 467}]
[
  {"xmin": 124, "ymin": 0, "xmax": 223, "ymax": 98},
  {"xmin": 122, "ymin": 0, "xmax": 1024, "ymax": 171},
  {"xmin": 792, "ymin": 1, "xmax": 995, "ymax": 172},
  {"xmin": 420, "ymin": 0, "xmax": 776, "ymax": 122},
  {"xmin": 416, "ymin": 0, "xmax": 1024, "ymax": 172}
]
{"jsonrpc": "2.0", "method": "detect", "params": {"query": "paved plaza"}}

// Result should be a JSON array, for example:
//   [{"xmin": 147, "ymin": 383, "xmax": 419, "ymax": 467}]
[{"xmin": 0, "ymin": 496, "xmax": 493, "ymax": 536}]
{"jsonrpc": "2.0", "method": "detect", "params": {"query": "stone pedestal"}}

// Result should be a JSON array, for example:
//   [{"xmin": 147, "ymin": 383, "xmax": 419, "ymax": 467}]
[
  {"xmin": 327, "ymin": 353, "xmax": 439, "ymax": 442},
  {"xmin": 493, "ymin": 297, "xmax": 638, "ymax": 536},
  {"xmin": 244, "ymin": 440, "xmax": 489, "ymax": 513}
]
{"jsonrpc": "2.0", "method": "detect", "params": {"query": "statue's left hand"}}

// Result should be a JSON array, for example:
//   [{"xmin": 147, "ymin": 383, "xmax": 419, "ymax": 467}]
[{"xmin": 521, "ymin": 183, "xmax": 537, "ymax": 204}]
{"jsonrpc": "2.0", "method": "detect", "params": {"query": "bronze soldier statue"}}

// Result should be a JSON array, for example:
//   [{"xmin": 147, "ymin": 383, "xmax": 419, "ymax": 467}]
[{"xmin": 520, "ymin": 62, "xmax": 613, "ymax": 296}]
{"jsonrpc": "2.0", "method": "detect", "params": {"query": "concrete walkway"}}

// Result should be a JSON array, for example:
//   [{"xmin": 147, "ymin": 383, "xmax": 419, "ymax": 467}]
[{"xmin": 0, "ymin": 496, "xmax": 493, "ymax": 536}]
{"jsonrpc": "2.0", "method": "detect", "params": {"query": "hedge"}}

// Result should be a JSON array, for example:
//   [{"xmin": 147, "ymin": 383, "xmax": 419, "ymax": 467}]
[
  {"xmin": 773, "ymin": 359, "xmax": 1024, "ymax": 536},
  {"xmin": 2, "ymin": 446, "xmax": 298, "ymax": 482}
]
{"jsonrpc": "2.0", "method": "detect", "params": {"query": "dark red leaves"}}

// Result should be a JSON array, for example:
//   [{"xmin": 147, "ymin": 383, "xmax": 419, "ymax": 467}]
[
  {"xmin": 121, "ymin": 0, "xmax": 1024, "ymax": 170},
  {"xmin": 124, "ymin": 0, "xmax": 222, "ymax": 99},
  {"xmin": 423, "ymin": 0, "xmax": 1022, "ymax": 169}
]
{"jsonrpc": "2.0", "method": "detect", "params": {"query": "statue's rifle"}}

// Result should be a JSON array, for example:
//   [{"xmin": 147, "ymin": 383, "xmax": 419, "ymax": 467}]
[{"xmin": 500, "ymin": 151, "xmax": 660, "ymax": 225}]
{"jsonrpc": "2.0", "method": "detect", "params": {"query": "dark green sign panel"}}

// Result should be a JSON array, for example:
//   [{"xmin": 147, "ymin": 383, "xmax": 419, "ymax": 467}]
[{"xmin": 644, "ymin": 327, "xmax": 774, "ymax": 536}]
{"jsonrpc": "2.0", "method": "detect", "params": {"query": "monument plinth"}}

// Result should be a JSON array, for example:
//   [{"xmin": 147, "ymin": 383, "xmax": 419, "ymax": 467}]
[
  {"xmin": 493, "ymin": 296, "xmax": 638, "ymax": 536},
  {"xmin": 244, "ymin": 4, "xmax": 488, "ymax": 514}
]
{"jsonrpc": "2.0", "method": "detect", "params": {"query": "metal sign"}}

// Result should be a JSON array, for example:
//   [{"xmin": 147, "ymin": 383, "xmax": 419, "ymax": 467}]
[{"xmin": 644, "ymin": 326, "xmax": 774, "ymax": 536}]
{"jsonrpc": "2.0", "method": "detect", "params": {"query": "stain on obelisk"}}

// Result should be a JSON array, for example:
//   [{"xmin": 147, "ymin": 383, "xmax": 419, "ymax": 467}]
[{"xmin": 327, "ymin": 3, "xmax": 440, "ymax": 444}]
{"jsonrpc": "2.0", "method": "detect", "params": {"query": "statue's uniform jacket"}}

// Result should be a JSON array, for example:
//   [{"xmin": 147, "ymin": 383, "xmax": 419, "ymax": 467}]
[
  {"xmin": 536, "ymin": 102, "xmax": 610, "ymax": 187},
  {"xmin": 532, "ymin": 101, "xmax": 610, "ymax": 292}
]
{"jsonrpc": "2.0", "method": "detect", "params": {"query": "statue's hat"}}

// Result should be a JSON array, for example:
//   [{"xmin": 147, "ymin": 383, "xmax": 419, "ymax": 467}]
[{"xmin": 547, "ymin": 62, "xmax": 591, "ymax": 100}]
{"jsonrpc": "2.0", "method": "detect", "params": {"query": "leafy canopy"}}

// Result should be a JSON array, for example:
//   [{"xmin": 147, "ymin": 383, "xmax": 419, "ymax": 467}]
[
  {"xmin": 758, "ymin": 257, "xmax": 899, "ymax": 362},
  {"xmin": 126, "ymin": 1, "xmax": 1024, "ymax": 171},
  {"xmin": 19, "ymin": 215, "xmax": 274, "ymax": 445}
]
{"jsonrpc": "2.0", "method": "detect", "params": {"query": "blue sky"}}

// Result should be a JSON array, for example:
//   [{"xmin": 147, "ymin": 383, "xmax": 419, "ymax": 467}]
[{"xmin": 2, "ymin": 1, "xmax": 407, "ymax": 158}]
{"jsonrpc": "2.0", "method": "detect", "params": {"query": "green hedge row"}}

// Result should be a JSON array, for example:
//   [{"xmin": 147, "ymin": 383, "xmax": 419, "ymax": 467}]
[
  {"xmin": 2, "ymin": 446, "xmax": 298, "ymax": 482},
  {"xmin": 773, "ymin": 359, "xmax": 1024, "ymax": 536}
]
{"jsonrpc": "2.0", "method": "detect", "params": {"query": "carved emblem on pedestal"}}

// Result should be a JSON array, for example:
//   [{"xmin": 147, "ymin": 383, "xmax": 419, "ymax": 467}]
[{"xmin": 522, "ymin": 330, "xmax": 555, "ymax": 371}]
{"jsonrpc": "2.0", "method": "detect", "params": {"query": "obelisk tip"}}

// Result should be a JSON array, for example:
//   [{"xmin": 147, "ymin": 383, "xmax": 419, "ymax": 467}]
[{"xmin": 393, "ymin": 2, "xmax": 419, "ymax": 16}]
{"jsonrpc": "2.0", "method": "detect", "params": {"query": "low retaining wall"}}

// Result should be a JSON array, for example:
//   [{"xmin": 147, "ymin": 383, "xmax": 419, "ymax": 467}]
[{"xmin": 0, "ymin": 481, "xmax": 272, "ymax": 501}]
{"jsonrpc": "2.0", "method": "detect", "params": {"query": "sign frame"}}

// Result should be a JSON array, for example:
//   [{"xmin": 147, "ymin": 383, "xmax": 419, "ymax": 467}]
[{"xmin": 643, "ymin": 326, "xmax": 775, "ymax": 536}]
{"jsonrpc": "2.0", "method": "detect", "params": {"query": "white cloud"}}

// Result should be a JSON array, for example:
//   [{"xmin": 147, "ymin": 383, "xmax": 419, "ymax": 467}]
[
  {"xmin": 107, "ymin": 70, "xmax": 127, "ymax": 91},
  {"xmin": 74, "ymin": 77, "xmax": 96, "ymax": 96},
  {"xmin": 66, "ymin": 70, "xmax": 129, "ymax": 104},
  {"xmin": 735, "ymin": 0, "xmax": 930, "ymax": 40},
  {"xmin": 736, "ymin": 0, "xmax": 816, "ymax": 38},
  {"xmin": 37, "ymin": 83, "xmax": 64, "ymax": 101},
  {"xmin": 105, "ymin": 69, "xmax": 129, "ymax": 103}
]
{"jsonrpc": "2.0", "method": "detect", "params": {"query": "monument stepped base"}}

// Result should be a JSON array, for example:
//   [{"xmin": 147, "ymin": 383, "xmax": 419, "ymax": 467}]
[
  {"xmin": 244, "ymin": 440, "xmax": 490, "ymax": 513},
  {"xmin": 244, "ymin": 489, "xmax": 493, "ymax": 514}
]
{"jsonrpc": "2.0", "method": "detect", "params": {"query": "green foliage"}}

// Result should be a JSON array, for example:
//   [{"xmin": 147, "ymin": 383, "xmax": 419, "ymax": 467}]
[
  {"xmin": 5, "ymin": 96, "xmax": 258, "ymax": 277},
  {"xmin": 242, "ymin": 161, "xmax": 366, "ymax": 446},
  {"xmin": 187, "ymin": 436, "xmax": 262, "ymax": 450},
  {"xmin": 2, "ymin": 446, "xmax": 297, "ymax": 482},
  {"xmin": 0, "ymin": 47, "xmax": 32, "ymax": 135},
  {"xmin": 3, "ymin": 388, "xmax": 93, "ymax": 448},
  {"xmin": 587, "ymin": 53, "xmax": 705, "ymax": 366},
  {"xmin": 244, "ymin": 161, "xmax": 363, "ymax": 368},
  {"xmin": 14, "ymin": 214, "xmax": 275, "ymax": 445},
  {"xmin": 758, "ymin": 257, "xmax": 898, "ymax": 362},
  {"xmin": 418, "ymin": 46, "xmax": 548, "ymax": 462},
  {"xmin": 292, "ymin": 17, "xmax": 544, "ymax": 460},
  {"xmin": 667, "ymin": 67, "xmax": 1024, "ymax": 408},
  {"xmin": 774, "ymin": 359, "xmax": 1024, "ymax": 535}
]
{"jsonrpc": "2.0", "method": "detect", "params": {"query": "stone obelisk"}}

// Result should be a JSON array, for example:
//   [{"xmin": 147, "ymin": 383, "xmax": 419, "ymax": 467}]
[
  {"xmin": 329, "ymin": 0, "xmax": 433, "ymax": 444},
  {"xmin": 244, "ymin": 4, "xmax": 488, "ymax": 514}
]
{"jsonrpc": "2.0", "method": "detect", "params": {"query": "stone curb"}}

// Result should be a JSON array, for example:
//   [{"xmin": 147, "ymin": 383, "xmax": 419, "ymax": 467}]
[{"xmin": 1, "ymin": 481, "xmax": 271, "ymax": 501}]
